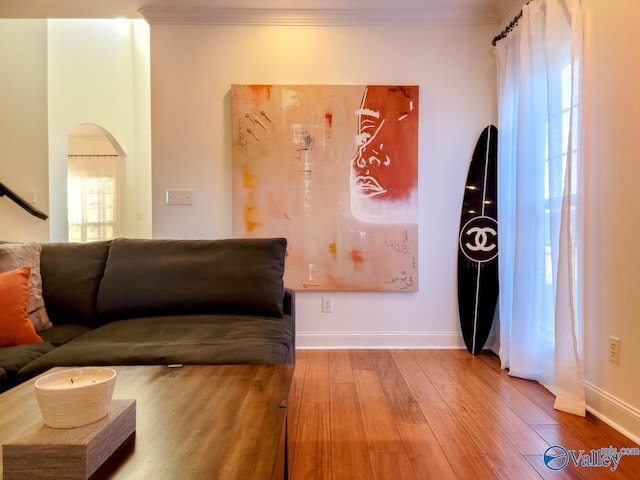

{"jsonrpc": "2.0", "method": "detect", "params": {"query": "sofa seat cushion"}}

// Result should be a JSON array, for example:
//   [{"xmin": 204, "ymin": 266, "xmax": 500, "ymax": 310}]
[
  {"xmin": 18, "ymin": 313, "xmax": 295, "ymax": 379},
  {"xmin": 38, "ymin": 324, "xmax": 92, "ymax": 347},
  {"xmin": 0, "ymin": 343, "xmax": 56, "ymax": 391},
  {"xmin": 0, "ymin": 326, "xmax": 89, "ymax": 391},
  {"xmin": 96, "ymin": 238, "xmax": 287, "ymax": 320}
]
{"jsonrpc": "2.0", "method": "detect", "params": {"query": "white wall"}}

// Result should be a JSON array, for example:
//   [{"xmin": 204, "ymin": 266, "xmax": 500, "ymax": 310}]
[
  {"xmin": 150, "ymin": 22, "xmax": 498, "ymax": 348},
  {"xmin": 0, "ymin": 20, "xmax": 49, "ymax": 242},
  {"xmin": 47, "ymin": 19, "xmax": 151, "ymax": 241},
  {"xmin": 131, "ymin": 20, "xmax": 153, "ymax": 238},
  {"xmin": 0, "ymin": 19, "xmax": 151, "ymax": 243},
  {"xmin": 581, "ymin": 0, "xmax": 640, "ymax": 442}
]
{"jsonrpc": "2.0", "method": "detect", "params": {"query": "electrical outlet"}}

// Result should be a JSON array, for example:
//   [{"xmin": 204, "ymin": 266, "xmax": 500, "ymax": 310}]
[
  {"xmin": 322, "ymin": 297, "xmax": 333, "ymax": 313},
  {"xmin": 609, "ymin": 336, "xmax": 620, "ymax": 364}
]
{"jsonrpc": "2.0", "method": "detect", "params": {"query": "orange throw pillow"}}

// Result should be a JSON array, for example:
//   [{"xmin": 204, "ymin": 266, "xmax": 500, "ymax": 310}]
[{"xmin": 0, "ymin": 267, "xmax": 43, "ymax": 347}]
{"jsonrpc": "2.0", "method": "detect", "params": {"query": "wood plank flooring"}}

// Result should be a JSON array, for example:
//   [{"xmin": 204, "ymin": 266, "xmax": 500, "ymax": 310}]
[{"xmin": 287, "ymin": 349, "xmax": 640, "ymax": 480}]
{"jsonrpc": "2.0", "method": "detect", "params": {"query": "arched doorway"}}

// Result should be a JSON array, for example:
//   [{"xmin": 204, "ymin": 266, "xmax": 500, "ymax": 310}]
[{"xmin": 67, "ymin": 124, "xmax": 125, "ymax": 242}]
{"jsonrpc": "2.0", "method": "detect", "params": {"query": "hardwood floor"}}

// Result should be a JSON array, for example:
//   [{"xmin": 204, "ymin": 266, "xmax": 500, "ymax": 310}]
[{"xmin": 287, "ymin": 349, "xmax": 640, "ymax": 480}]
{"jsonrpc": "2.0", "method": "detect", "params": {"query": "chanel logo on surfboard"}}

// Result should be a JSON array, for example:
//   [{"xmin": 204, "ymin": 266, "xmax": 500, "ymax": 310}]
[{"xmin": 460, "ymin": 216, "xmax": 498, "ymax": 263}]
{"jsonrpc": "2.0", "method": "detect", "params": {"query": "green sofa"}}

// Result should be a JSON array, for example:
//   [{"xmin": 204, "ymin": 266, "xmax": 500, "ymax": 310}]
[{"xmin": 0, "ymin": 237, "xmax": 295, "ymax": 392}]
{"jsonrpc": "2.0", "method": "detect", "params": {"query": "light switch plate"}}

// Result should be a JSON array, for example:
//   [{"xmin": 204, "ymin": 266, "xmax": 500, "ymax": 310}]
[{"xmin": 166, "ymin": 189, "xmax": 193, "ymax": 205}]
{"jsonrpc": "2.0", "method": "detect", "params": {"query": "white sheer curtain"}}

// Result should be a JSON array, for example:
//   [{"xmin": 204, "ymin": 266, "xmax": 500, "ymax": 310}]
[
  {"xmin": 494, "ymin": 0, "xmax": 585, "ymax": 416},
  {"xmin": 67, "ymin": 155, "xmax": 119, "ymax": 243}
]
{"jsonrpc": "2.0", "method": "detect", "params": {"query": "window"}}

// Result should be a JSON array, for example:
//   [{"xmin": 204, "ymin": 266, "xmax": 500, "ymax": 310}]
[
  {"xmin": 67, "ymin": 125, "xmax": 123, "ymax": 243},
  {"xmin": 542, "ymin": 62, "xmax": 581, "ymax": 336},
  {"xmin": 67, "ymin": 157, "xmax": 117, "ymax": 242}
]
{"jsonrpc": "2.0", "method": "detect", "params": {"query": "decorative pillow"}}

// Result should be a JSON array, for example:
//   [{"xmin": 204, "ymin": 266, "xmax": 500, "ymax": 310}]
[
  {"xmin": 0, "ymin": 267, "xmax": 43, "ymax": 347},
  {"xmin": 0, "ymin": 243, "xmax": 52, "ymax": 332}
]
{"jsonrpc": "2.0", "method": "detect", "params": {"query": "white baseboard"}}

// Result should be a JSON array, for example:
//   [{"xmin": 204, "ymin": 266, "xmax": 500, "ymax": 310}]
[
  {"xmin": 296, "ymin": 332, "xmax": 495, "ymax": 350},
  {"xmin": 584, "ymin": 381, "xmax": 640, "ymax": 445}
]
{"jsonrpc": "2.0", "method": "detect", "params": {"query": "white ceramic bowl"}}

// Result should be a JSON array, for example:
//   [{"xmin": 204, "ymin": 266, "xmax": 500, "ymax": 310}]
[{"xmin": 34, "ymin": 367, "xmax": 117, "ymax": 429}]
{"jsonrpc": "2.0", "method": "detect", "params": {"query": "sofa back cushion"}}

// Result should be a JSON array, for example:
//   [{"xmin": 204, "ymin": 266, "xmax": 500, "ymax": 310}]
[
  {"xmin": 40, "ymin": 241, "xmax": 111, "ymax": 325},
  {"xmin": 96, "ymin": 238, "xmax": 287, "ymax": 320}
]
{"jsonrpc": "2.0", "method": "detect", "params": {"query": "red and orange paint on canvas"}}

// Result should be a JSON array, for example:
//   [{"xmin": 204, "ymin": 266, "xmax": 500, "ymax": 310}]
[{"xmin": 231, "ymin": 85, "xmax": 418, "ymax": 291}]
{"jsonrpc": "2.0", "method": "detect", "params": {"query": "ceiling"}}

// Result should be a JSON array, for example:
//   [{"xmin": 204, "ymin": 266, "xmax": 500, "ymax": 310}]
[{"xmin": 0, "ymin": 0, "xmax": 526, "ymax": 24}]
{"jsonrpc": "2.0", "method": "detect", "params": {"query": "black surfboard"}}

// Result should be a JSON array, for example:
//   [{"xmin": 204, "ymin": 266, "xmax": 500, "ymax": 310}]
[{"xmin": 457, "ymin": 125, "xmax": 498, "ymax": 355}]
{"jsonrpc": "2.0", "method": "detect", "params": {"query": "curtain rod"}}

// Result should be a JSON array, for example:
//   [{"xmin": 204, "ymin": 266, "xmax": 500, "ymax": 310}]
[
  {"xmin": 491, "ymin": 1, "xmax": 531, "ymax": 46},
  {"xmin": 68, "ymin": 154, "xmax": 119, "ymax": 158}
]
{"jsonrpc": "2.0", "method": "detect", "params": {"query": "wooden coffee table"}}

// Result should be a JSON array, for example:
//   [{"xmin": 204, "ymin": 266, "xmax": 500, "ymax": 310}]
[{"xmin": 0, "ymin": 364, "xmax": 294, "ymax": 479}]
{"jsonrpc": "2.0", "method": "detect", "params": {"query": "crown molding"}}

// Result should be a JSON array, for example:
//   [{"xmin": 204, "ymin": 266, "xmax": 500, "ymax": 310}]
[{"xmin": 138, "ymin": 7, "xmax": 500, "ymax": 26}]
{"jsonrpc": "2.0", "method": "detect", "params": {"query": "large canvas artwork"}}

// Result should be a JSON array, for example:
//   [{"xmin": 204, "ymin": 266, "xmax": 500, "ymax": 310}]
[{"xmin": 231, "ymin": 84, "xmax": 419, "ymax": 291}]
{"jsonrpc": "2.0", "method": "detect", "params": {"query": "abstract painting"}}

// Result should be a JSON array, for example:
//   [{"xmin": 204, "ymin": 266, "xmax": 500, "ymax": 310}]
[{"xmin": 231, "ymin": 84, "xmax": 419, "ymax": 291}]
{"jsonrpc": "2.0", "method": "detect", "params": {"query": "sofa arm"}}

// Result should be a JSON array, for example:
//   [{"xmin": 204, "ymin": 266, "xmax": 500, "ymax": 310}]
[
  {"xmin": 283, "ymin": 288, "xmax": 295, "ymax": 317},
  {"xmin": 283, "ymin": 288, "xmax": 296, "ymax": 364}
]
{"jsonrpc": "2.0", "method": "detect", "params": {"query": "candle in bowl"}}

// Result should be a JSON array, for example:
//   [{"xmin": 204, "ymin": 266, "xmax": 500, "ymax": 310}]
[{"xmin": 34, "ymin": 367, "xmax": 117, "ymax": 428}]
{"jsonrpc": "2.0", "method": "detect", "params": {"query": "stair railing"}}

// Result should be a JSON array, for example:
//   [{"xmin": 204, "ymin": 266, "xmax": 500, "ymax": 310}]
[{"xmin": 0, "ymin": 182, "xmax": 48, "ymax": 220}]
